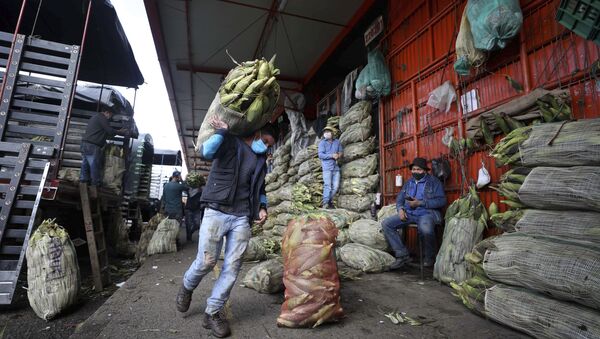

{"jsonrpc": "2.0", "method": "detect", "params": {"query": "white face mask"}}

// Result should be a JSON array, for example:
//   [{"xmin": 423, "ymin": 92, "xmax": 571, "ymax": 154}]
[{"xmin": 324, "ymin": 132, "xmax": 332, "ymax": 140}]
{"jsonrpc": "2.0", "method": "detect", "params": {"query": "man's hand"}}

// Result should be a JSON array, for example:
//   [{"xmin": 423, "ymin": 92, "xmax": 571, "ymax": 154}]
[
  {"xmin": 332, "ymin": 153, "xmax": 339, "ymax": 160},
  {"xmin": 209, "ymin": 116, "xmax": 228, "ymax": 130},
  {"xmin": 256, "ymin": 208, "xmax": 268, "ymax": 225},
  {"xmin": 408, "ymin": 200, "xmax": 422, "ymax": 209},
  {"xmin": 399, "ymin": 209, "xmax": 407, "ymax": 221}
]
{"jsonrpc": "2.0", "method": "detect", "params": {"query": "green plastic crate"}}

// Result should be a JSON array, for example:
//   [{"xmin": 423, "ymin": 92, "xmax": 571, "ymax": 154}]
[{"xmin": 556, "ymin": 0, "xmax": 600, "ymax": 45}]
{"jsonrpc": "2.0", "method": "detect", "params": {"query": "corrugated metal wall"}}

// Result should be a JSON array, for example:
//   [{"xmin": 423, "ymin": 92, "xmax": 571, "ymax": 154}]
[{"xmin": 381, "ymin": 0, "xmax": 600, "ymax": 249}]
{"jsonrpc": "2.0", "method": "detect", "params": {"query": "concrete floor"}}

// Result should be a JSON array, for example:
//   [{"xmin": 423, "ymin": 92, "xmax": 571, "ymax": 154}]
[{"xmin": 71, "ymin": 234, "xmax": 528, "ymax": 339}]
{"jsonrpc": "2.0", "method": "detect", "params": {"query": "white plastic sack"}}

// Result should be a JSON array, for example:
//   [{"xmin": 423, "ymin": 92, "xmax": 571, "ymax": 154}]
[
  {"xmin": 476, "ymin": 162, "xmax": 491, "ymax": 188},
  {"xmin": 427, "ymin": 81, "xmax": 456, "ymax": 112}
]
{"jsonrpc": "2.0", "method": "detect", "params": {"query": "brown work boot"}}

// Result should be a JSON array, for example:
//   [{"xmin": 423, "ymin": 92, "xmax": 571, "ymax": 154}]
[
  {"xmin": 175, "ymin": 285, "xmax": 192, "ymax": 312},
  {"xmin": 205, "ymin": 310, "xmax": 231, "ymax": 338}
]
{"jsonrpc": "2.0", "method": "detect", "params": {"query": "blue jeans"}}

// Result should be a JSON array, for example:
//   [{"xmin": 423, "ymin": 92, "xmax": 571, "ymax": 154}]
[
  {"xmin": 182, "ymin": 208, "xmax": 251, "ymax": 315},
  {"xmin": 80, "ymin": 142, "xmax": 104, "ymax": 186},
  {"xmin": 381, "ymin": 212, "xmax": 437, "ymax": 261},
  {"xmin": 322, "ymin": 169, "xmax": 340, "ymax": 205}
]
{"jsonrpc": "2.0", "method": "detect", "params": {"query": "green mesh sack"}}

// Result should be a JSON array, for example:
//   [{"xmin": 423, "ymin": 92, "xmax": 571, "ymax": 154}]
[
  {"xmin": 341, "ymin": 154, "xmax": 378, "ymax": 179},
  {"xmin": 340, "ymin": 137, "xmax": 375, "ymax": 164},
  {"xmin": 355, "ymin": 49, "xmax": 391, "ymax": 99},
  {"xmin": 466, "ymin": 0, "xmax": 523, "ymax": 51},
  {"xmin": 339, "ymin": 101, "xmax": 372, "ymax": 132},
  {"xmin": 339, "ymin": 116, "xmax": 372, "ymax": 146}
]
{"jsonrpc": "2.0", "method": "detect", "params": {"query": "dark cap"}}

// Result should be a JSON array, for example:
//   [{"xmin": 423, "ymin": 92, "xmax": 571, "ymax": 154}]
[
  {"xmin": 172, "ymin": 170, "xmax": 181, "ymax": 177},
  {"xmin": 409, "ymin": 157, "xmax": 430, "ymax": 171}
]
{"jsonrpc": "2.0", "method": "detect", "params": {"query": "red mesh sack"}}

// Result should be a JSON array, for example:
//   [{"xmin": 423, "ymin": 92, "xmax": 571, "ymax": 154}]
[{"xmin": 277, "ymin": 214, "xmax": 344, "ymax": 328}]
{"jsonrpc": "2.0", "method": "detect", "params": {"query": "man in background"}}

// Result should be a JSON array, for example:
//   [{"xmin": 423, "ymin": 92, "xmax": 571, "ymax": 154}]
[
  {"xmin": 161, "ymin": 171, "xmax": 189, "ymax": 221},
  {"xmin": 318, "ymin": 126, "xmax": 343, "ymax": 209},
  {"xmin": 80, "ymin": 109, "xmax": 128, "ymax": 186}
]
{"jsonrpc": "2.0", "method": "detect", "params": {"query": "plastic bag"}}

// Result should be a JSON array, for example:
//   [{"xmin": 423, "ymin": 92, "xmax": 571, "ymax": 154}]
[
  {"xmin": 427, "ymin": 81, "xmax": 456, "ymax": 112},
  {"xmin": 476, "ymin": 161, "xmax": 491, "ymax": 188},
  {"xmin": 454, "ymin": 6, "xmax": 486, "ymax": 75},
  {"xmin": 355, "ymin": 49, "xmax": 391, "ymax": 99},
  {"xmin": 285, "ymin": 92, "xmax": 309, "ymax": 157},
  {"xmin": 466, "ymin": 0, "xmax": 523, "ymax": 51}
]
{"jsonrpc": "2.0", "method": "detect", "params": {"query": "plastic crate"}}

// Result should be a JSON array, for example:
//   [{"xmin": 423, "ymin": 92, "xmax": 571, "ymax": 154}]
[{"xmin": 556, "ymin": 0, "xmax": 600, "ymax": 44}]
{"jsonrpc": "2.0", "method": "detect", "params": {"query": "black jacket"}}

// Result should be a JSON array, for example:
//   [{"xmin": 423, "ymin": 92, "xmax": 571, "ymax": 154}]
[{"xmin": 199, "ymin": 130, "xmax": 267, "ymax": 220}]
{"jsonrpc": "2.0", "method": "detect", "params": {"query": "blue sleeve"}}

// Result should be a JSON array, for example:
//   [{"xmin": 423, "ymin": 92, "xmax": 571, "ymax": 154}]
[
  {"xmin": 424, "ymin": 177, "xmax": 447, "ymax": 209},
  {"xmin": 198, "ymin": 129, "xmax": 226, "ymax": 160},
  {"xmin": 260, "ymin": 194, "xmax": 267, "ymax": 207},
  {"xmin": 396, "ymin": 183, "xmax": 407, "ymax": 212},
  {"xmin": 318, "ymin": 140, "xmax": 332, "ymax": 160}
]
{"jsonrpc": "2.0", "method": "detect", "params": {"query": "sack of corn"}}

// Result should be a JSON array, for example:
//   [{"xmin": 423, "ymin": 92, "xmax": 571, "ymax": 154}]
[
  {"xmin": 339, "ymin": 174, "xmax": 379, "ymax": 196},
  {"xmin": 339, "ymin": 101, "xmax": 372, "ymax": 132},
  {"xmin": 348, "ymin": 219, "xmax": 388, "ymax": 251},
  {"xmin": 242, "ymin": 258, "xmax": 284, "ymax": 294},
  {"xmin": 339, "ymin": 116, "xmax": 372, "ymax": 146},
  {"xmin": 341, "ymin": 154, "xmax": 378, "ymax": 179},
  {"xmin": 147, "ymin": 218, "xmax": 180, "ymax": 256},
  {"xmin": 265, "ymin": 172, "xmax": 278, "ymax": 184},
  {"xmin": 484, "ymin": 285, "xmax": 600, "ymax": 339},
  {"xmin": 434, "ymin": 187, "xmax": 487, "ymax": 284},
  {"xmin": 454, "ymin": 6, "xmax": 486, "ymax": 75},
  {"xmin": 377, "ymin": 204, "xmax": 397, "ymax": 221},
  {"xmin": 274, "ymin": 141, "xmax": 291, "ymax": 158},
  {"xmin": 489, "ymin": 209, "xmax": 523, "ymax": 232},
  {"xmin": 195, "ymin": 56, "xmax": 280, "ymax": 147},
  {"xmin": 293, "ymin": 144, "xmax": 318, "ymax": 166},
  {"xmin": 275, "ymin": 213, "xmax": 295, "ymax": 227},
  {"xmin": 514, "ymin": 209, "xmax": 600, "ymax": 245},
  {"xmin": 338, "ymin": 194, "xmax": 374, "ymax": 213},
  {"xmin": 339, "ymin": 243, "xmax": 395, "ymax": 273},
  {"xmin": 112, "ymin": 215, "xmax": 136, "ymax": 258},
  {"xmin": 266, "ymin": 180, "xmax": 282, "ymax": 193},
  {"xmin": 340, "ymin": 137, "xmax": 376, "ymax": 164},
  {"xmin": 103, "ymin": 147, "xmax": 126, "ymax": 194},
  {"xmin": 272, "ymin": 225, "xmax": 287, "ymax": 237},
  {"xmin": 243, "ymin": 236, "xmax": 269, "ymax": 262},
  {"xmin": 26, "ymin": 219, "xmax": 80, "ymax": 320},
  {"xmin": 336, "ymin": 228, "xmax": 351, "ymax": 247},
  {"xmin": 58, "ymin": 168, "xmax": 80, "ymax": 183},
  {"xmin": 271, "ymin": 201, "xmax": 295, "ymax": 215},
  {"xmin": 136, "ymin": 213, "xmax": 165, "ymax": 264},
  {"xmin": 518, "ymin": 166, "xmax": 600, "ymax": 212},
  {"xmin": 320, "ymin": 208, "xmax": 360, "ymax": 229},
  {"xmin": 272, "ymin": 164, "xmax": 288, "ymax": 177},
  {"xmin": 298, "ymin": 171, "xmax": 323, "ymax": 185},
  {"xmin": 278, "ymin": 214, "xmax": 344, "ymax": 328},
  {"xmin": 286, "ymin": 166, "xmax": 298, "ymax": 177},
  {"xmin": 262, "ymin": 217, "xmax": 277, "ymax": 231},
  {"xmin": 185, "ymin": 172, "xmax": 206, "ymax": 188},
  {"xmin": 482, "ymin": 233, "xmax": 600, "ymax": 310},
  {"xmin": 267, "ymin": 184, "xmax": 293, "ymax": 206},
  {"xmin": 298, "ymin": 158, "xmax": 321, "ymax": 177},
  {"xmin": 274, "ymin": 154, "xmax": 292, "ymax": 167}
]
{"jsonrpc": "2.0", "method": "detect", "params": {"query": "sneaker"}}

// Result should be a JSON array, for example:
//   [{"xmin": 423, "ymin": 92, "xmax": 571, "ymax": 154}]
[
  {"xmin": 202, "ymin": 313, "xmax": 210, "ymax": 329},
  {"xmin": 175, "ymin": 285, "xmax": 192, "ymax": 312},
  {"xmin": 327, "ymin": 203, "xmax": 336, "ymax": 209},
  {"xmin": 205, "ymin": 310, "xmax": 231, "ymax": 338},
  {"xmin": 390, "ymin": 256, "xmax": 412, "ymax": 270}
]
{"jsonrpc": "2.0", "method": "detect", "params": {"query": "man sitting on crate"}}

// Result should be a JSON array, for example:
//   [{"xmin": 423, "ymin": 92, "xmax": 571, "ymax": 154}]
[
  {"xmin": 382, "ymin": 157, "xmax": 446, "ymax": 269},
  {"xmin": 80, "ymin": 109, "xmax": 128, "ymax": 187},
  {"xmin": 176, "ymin": 116, "xmax": 275, "ymax": 338}
]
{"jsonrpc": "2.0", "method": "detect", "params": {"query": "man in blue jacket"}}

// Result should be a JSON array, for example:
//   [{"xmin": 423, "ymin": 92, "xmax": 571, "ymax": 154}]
[
  {"xmin": 382, "ymin": 157, "xmax": 446, "ymax": 270},
  {"xmin": 318, "ymin": 126, "xmax": 343, "ymax": 209},
  {"xmin": 176, "ymin": 116, "xmax": 275, "ymax": 338}
]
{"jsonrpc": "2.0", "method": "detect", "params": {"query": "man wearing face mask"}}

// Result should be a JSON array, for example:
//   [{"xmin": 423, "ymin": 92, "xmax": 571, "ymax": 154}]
[
  {"xmin": 176, "ymin": 116, "xmax": 275, "ymax": 338},
  {"xmin": 381, "ymin": 157, "xmax": 446, "ymax": 270},
  {"xmin": 318, "ymin": 126, "xmax": 343, "ymax": 209}
]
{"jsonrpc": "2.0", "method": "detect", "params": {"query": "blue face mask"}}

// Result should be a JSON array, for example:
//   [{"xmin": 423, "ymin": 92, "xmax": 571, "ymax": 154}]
[{"xmin": 251, "ymin": 139, "xmax": 268, "ymax": 154}]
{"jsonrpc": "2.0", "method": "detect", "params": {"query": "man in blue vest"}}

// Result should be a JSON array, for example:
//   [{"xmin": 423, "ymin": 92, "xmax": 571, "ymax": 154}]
[
  {"xmin": 318, "ymin": 126, "xmax": 343, "ymax": 209},
  {"xmin": 175, "ymin": 116, "xmax": 275, "ymax": 338},
  {"xmin": 382, "ymin": 157, "xmax": 446, "ymax": 270}
]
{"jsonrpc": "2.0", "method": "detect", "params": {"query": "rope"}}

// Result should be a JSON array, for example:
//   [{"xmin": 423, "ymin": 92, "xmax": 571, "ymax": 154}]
[{"xmin": 30, "ymin": 0, "xmax": 43, "ymax": 37}]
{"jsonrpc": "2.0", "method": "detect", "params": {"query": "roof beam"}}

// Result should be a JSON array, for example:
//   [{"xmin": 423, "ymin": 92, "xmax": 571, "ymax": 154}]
[
  {"xmin": 175, "ymin": 63, "xmax": 303, "ymax": 83},
  {"xmin": 253, "ymin": 0, "xmax": 279, "ymax": 59},
  {"xmin": 218, "ymin": 0, "xmax": 346, "ymax": 27},
  {"xmin": 302, "ymin": 0, "xmax": 375, "ymax": 85}
]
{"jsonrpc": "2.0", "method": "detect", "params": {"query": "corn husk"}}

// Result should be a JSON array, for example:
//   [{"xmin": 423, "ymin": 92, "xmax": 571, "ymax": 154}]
[{"xmin": 27, "ymin": 219, "xmax": 80, "ymax": 320}]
